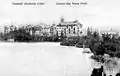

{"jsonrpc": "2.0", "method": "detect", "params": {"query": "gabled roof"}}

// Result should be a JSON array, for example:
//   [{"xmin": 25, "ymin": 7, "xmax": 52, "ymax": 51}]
[{"xmin": 39, "ymin": 23, "xmax": 50, "ymax": 28}]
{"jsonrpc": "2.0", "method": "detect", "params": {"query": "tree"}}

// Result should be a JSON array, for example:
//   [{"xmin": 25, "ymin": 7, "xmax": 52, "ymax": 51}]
[
  {"xmin": 87, "ymin": 27, "xmax": 92, "ymax": 37},
  {"xmin": 13, "ymin": 27, "xmax": 32, "ymax": 42},
  {"xmin": 0, "ymin": 32, "xmax": 4, "ymax": 41},
  {"xmin": 89, "ymin": 33, "xmax": 120, "ymax": 58}
]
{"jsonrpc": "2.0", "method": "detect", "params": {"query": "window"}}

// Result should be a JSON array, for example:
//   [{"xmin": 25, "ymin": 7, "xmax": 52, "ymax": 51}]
[
  {"xmin": 67, "ymin": 25, "xmax": 68, "ymax": 28},
  {"xmin": 77, "ymin": 30, "xmax": 79, "ymax": 33},
  {"xmin": 71, "ymin": 25, "xmax": 73, "ymax": 29},
  {"xmin": 73, "ymin": 28, "xmax": 75, "ymax": 33},
  {"xmin": 69, "ymin": 28, "xmax": 70, "ymax": 33}
]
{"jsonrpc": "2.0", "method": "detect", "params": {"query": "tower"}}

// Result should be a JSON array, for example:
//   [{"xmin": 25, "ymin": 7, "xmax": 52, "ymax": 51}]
[{"xmin": 60, "ymin": 16, "xmax": 65, "ymax": 22}]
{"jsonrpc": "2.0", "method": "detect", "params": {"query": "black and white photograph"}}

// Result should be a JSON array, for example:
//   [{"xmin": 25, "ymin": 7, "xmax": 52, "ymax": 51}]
[{"xmin": 0, "ymin": 0, "xmax": 120, "ymax": 76}]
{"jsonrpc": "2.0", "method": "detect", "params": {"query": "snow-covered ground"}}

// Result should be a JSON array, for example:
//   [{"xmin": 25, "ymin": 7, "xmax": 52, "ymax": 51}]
[{"xmin": 0, "ymin": 42, "xmax": 94, "ymax": 76}]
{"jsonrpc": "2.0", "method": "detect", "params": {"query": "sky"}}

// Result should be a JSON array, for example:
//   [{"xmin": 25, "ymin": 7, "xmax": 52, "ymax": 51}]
[{"xmin": 0, "ymin": 0, "xmax": 120, "ymax": 32}]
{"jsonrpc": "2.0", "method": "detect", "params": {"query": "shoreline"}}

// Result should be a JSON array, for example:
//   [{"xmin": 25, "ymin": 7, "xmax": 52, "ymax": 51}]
[
  {"xmin": 0, "ymin": 41, "xmax": 61, "ymax": 43},
  {"xmin": 0, "ymin": 41, "xmax": 119, "ymax": 75}
]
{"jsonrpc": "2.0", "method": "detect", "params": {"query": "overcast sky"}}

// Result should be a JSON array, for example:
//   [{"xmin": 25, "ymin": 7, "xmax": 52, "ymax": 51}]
[{"xmin": 0, "ymin": 0, "xmax": 120, "ymax": 32}]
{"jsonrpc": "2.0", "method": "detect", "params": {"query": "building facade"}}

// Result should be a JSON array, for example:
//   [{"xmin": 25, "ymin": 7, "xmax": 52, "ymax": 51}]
[
  {"xmin": 100, "ymin": 28, "xmax": 119, "ymax": 38},
  {"xmin": 26, "ymin": 23, "xmax": 50, "ymax": 36},
  {"xmin": 56, "ymin": 17, "xmax": 83, "ymax": 37},
  {"xmin": 4, "ymin": 25, "xmax": 17, "ymax": 34},
  {"xmin": 50, "ymin": 24, "xmax": 57, "ymax": 36},
  {"xmin": 4, "ymin": 26, "xmax": 10, "ymax": 34}
]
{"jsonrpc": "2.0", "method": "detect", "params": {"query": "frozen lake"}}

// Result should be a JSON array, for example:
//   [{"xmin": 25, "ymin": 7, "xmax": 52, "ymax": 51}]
[{"xmin": 0, "ymin": 42, "xmax": 96, "ymax": 76}]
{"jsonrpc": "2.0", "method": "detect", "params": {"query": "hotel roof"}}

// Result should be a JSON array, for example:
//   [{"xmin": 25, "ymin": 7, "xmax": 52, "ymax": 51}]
[{"xmin": 57, "ymin": 20, "xmax": 83, "ymax": 27}]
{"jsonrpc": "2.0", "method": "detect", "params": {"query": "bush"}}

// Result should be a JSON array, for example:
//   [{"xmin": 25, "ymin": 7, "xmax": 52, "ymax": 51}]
[
  {"xmin": 76, "ymin": 42, "xmax": 83, "ymax": 48},
  {"xmin": 89, "ymin": 33, "xmax": 120, "ymax": 58},
  {"xmin": 91, "ymin": 55, "xmax": 104, "ymax": 63},
  {"xmin": 60, "ymin": 37, "xmax": 80, "ymax": 46}
]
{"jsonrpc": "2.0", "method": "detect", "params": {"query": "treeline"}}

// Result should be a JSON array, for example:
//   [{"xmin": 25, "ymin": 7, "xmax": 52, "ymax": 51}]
[
  {"xmin": 89, "ymin": 33, "xmax": 120, "ymax": 58},
  {"xmin": 60, "ymin": 30, "xmax": 100, "ymax": 48},
  {"xmin": 89, "ymin": 33, "xmax": 120, "ymax": 62},
  {"xmin": 60, "ymin": 28, "xmax": 120, "ymax": 58},
  {"xmin": 2, "ymin": 26, "xmax": 63, "ymax": 42}
]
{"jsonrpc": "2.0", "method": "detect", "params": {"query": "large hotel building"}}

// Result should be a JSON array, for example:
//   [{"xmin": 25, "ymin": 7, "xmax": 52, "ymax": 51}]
[{"xmin": 57, "ymin": 17, "xmax": 83, "ymax": 37}]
